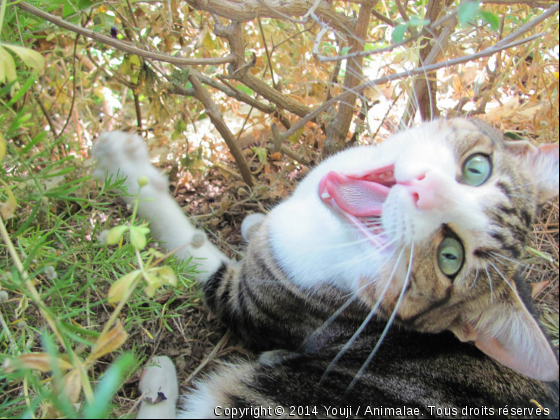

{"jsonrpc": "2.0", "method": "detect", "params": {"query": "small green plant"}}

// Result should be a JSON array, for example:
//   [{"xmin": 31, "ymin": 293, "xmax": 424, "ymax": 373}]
[{"xmin": 0, "ymin": 75, "xmax": 197, "ymax": 416}]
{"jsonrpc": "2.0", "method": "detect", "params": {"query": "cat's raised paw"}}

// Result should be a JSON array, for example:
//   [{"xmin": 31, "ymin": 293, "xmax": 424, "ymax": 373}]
[{"xmin": 93, "ymin": 131, "xmax": 168, "ymax": 193}]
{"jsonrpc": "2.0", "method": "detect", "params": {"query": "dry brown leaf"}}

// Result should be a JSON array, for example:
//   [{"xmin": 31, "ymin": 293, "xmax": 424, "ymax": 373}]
[
  {"xmin": 88, "ymin": 322, "xmax": 128, "ymax": 362},
  {"xmin": 3, "ymin": 353, "xmax": 73, "ymax": 373},
  {"xmin": 61, "ymin": 369, "xmax": 82, "ymax": 403}
]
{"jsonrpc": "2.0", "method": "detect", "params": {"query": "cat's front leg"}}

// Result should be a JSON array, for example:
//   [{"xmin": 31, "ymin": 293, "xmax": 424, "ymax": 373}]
[{"xmin": 93, "ymin": 131, "xmax": 231, "ymax": 281}]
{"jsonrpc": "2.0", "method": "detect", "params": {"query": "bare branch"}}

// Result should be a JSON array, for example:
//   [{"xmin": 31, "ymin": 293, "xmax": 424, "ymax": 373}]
[
  {"xmin": 483, "ymin": 0, "xmax": 558, "ymax": 5},
  {"xmin": 201, "ymin": 77, "xmax": 276, "ymax": 115},
  {"xmin": 186, "ymin": 0, "xmax": 356, "ymax": 34},
  {"xmin": 280, "ymin": 32, "xmax": 545, "ymax": 144},
  {"xmin": 401, "ymin": 0, "xmax": 454, "ymax": 125},
  {"xmin": 323, "ymin": 0, "xmax": 375, "ymax": 156},
  {"xmin": 133, "ymin": 93, "xmax": 142, "ymax": 129},
  {"xmin": 395, "ymin": 0, "xmax": 409, "ymax": 21},
  {"xmin": 188, "ymin": 71, "xmax": 255, "ymax": 187},
  {"xmin": 234, "ymin": 73, "xmax": 313, "ymax": 118},
  {"xmin": 371, "ymin": 9, "xmax": 397, "ymax": 27},
  {"xmin": 17, "ymin": 2, "xmax": 235, "ymax": 66},
  {"xmin": 314, "ymin": 9, "xmax": 458, "ymax": 62},
  {"xmin": 213, "ymin": 21, "xmax": 313, "ymax": 119}
]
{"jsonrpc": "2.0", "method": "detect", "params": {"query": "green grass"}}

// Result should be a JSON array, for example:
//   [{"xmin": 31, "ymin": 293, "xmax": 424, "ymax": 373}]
[{"xmin": 0, "ymin": 80, "xmax": 199, "ymax": 417}]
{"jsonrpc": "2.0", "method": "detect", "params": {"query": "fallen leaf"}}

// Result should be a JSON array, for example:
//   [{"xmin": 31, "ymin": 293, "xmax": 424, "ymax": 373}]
[{"xmin": 88, "ymin": 323, "xmax": 128, "ymax": 362}]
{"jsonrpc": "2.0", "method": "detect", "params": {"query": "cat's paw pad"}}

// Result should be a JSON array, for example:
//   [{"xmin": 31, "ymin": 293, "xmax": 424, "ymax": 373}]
[{"xmin": 93, "ymin": 131, "xmax": 167, "ymax": 191}]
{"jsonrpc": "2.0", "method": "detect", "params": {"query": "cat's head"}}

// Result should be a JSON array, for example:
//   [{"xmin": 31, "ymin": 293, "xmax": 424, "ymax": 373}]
[{"xmin": 269, "ymin": 118, "xmax": 559, "ymax": 381}]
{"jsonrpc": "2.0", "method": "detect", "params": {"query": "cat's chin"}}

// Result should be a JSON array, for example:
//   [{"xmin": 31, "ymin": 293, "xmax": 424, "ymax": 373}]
[{"xmin": 318, "ymin": 165, "xmax": 397, "ymax": 249}]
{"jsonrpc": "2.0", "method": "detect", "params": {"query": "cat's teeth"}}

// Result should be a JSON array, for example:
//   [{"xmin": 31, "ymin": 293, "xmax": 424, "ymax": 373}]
[{"xmin": 321, "ymin": 192, "xmax": 331, "ymax": 199}]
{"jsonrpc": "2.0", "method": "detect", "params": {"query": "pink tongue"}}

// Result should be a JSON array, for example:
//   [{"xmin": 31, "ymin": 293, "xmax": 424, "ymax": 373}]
[{"xmin": 320, "ymin": 171, "xmax": 390, "ymax": 216}]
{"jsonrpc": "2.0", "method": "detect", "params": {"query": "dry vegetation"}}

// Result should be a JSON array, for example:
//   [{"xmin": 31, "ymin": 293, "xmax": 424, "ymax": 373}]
[{"xmin": 0, "ymin": 0, "xmax": 558, "ymax": 417}]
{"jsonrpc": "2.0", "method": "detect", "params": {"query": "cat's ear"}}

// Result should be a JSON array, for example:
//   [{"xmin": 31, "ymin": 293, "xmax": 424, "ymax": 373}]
[
  {"xmin": 504, "ymin": 140, "xmax": 559, "ymax": 204},
  {"xmin": 451, "ymin": 299, "xmax": 559, "ymax": 382}
]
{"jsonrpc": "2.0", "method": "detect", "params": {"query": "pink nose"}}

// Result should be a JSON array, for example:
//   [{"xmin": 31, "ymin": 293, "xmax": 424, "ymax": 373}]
[{"xmin": 399, "ymin": 172, "xmax": 442, "ymax": 211}]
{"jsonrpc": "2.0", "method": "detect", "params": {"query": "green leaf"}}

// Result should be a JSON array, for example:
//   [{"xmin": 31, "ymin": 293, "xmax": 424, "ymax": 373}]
[
  {"xmin": 108, "ymin": 270, "xmax": 141, "ymax": 303},
  {"xmin": 8, "ymin": 73, "xmax": 36, "ymax": 106},
  {"xmin": 408, "ymin": 16, "xmax": 430, "ymax": 27},
  {"xmin": 251, "ymin": 146, "xmax": 268, "ymax": 164},
  {"xmin": 480, "ymin": 10, "xmax": 500, "ymax": 31},
  {"xmin": 1, "ymin": 44, "xmax": 45, "ymax": 72},
  {"xmin": 0, "ymin": 46, "xmax": 17, "ymax": 83},
  {"xmin": 153, "ymin": 266, "xmax": 177, "ymax": 287},
  {"xmin": 143, "ymin": 271, "xmax": 162, "ymax": 297},
  {"xmin": 130, "ymin": 225, "xmax": 149, "ymax": 250},
  {"xmin": 83, "ymin": 353, "xmax": 135, "ymax": 419},
  {"xmin": 392, "ymin": 24, "xmax": 409, "ymax": 43},
  {"xmin": 106, "ymin": 225, "xmax": 129, "ymax": 245},
  {"xmin": 504, "ymin": 131, "xmax": 523, "ymax": 140},
  {"xmin": 458, "ymin": 1, "xmax": 481, "ymax": 27},
  {"xmin": 236, "ymin": 84, "xmax": 254, "ymax": 96}
]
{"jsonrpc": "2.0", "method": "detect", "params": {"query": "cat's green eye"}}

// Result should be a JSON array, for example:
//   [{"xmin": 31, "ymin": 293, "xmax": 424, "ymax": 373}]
[
  {"xmin": 437, "ymin": 237, "xmax": 465, "ymax": 278},
  {"xmin": 463, "ymin": 154, "xmax": 492, "ymax": 187}
]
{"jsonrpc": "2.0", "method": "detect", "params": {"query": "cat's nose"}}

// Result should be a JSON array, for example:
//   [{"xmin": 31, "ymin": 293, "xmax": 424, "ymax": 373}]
[{"xmin": 399, "ymin": 171, "xmax": 444, "ymax": 211}]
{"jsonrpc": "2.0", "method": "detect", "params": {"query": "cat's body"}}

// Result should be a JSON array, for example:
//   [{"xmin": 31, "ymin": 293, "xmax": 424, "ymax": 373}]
[{"xmin": 93, "ymin": 118, "xmax": 559, "ymax": 419}]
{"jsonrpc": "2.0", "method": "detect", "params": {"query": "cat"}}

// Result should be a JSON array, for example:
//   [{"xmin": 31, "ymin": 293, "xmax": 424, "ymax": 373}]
[{"xmin": 93, "ymin": 118, "xmax": 559, "ymax": 419}]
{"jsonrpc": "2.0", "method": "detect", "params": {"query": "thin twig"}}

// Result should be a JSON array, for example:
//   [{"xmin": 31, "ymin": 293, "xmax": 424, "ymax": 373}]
[
  {"xmin": 395, "ymin": 0, "xmax": 409, "ymax": 21},
  {"xmin": 315, "ymin": 9, "xmax": 458, "ymax": 62},
  {"xmin": 17, "ymin": 2, "xmax": 236, "ymax": 66},
  {"xmin": 280, "ymin": 32, "xmax": 546, "ymax": 143},
  {"xmin": 58, "ymin": 34, "xmax": 81, "ymax": 139},
  {"xmin": 184, "ymin": 330, "xmax": 232, "ymax": 384},
  {"xmin": 134, "ymin": 93, "xmax": 142, "ymax": 129}
]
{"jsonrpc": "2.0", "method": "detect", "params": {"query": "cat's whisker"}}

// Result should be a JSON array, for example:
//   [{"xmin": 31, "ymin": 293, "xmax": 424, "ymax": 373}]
[
  {"xmin": 345, "ymin": 243, "xmax": 415, "ymax": 395},
  {"xmin": 486, "ymin": 261, "xmax": 521, "ymax": 301},
  {"xmin": 345, "ymin": 246, "xmax": 402, "ymax": 299},
  {"xmin": 313, "ymin": 234, "xmax": 398, "ymax": 252},
  {"xmin": 326, "ymin": 239, "xmax": 399, "ymax": 269},
  {"xmin": 484, "ymin": 265, "xmax": 494, "ymax": 304},
  {"xmin": 299, "ymin": 294, "xmax": 361, "ymax": 352},
  {"xmin": 470, "ymin": 267, "xmax": 480, "ymax": 289},
  {"xmin": 489, "ymin": 252, "xmax": 547, "ymax": 273},
  {"xmin": 318, "ymin": 248, "xmax": 406, "ymax": 390}
]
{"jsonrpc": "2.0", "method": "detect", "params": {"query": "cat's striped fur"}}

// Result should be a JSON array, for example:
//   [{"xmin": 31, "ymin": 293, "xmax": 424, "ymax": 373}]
[{"xmin": 94, "ymin": 118, "xmax": 559, "ymax": 418}]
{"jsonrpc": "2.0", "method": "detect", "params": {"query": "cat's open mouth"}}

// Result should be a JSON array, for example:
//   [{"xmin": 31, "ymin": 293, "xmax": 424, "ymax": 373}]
[{"xmin": 319, "ymin": 166, "xmax": 396, "ymax": 247}]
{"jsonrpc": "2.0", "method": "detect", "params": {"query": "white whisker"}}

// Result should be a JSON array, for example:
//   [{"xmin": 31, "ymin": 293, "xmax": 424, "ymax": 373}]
[
  {"xmin": 345, "ymin": 243, "xmax": 415, "ymax": 394},
  {"xmin": 487, "ymin": 261, "xmax": 520, "ymax": 301},
  {"xmin": 484, "ymin": 265, "xmax": 494, "ymax": 304},
  {"xmin": 317, "ymin": 247, "xmax": 406, "ymax": 389},
  {"xmin": 470, "ymin": 267, "xmax": 480, "ymax": 289}
]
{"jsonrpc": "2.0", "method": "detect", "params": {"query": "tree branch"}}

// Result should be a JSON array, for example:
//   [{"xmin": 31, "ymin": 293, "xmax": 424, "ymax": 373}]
[
  {"xmin": 17, "ymin": 2, "xmax": 235, "ymax": 66},
  {"xmin": 280, "ymin": 32, "xmax": 546, "ymax": 144},
  {"xmin": 213, "ymin": 21, "xmax": 313, "ymax": 119},
  {"xmin": 313, "ymin": 9, "xmax": 458, "ymax": 62},
  {"xmin": 233, "ymin": 73, "xmax": 313, "ymax": 118},
  {"xmin": 323, "ymin": 0, "xmax": 375, "ymax": 156},
  {"xmin": 401, "ymin": 0, "xmax": 454, "ymax": 125},
  {"xmin": 188, "ymin": 71, "xmax": 255, "ymax": 187},
  {"xmin": 186, "ymin": 0, "xmax": 356, "ymax": 34},
  {"xmin": 483, "ymin": 0, "xmax": 557, "ymax": 5}
]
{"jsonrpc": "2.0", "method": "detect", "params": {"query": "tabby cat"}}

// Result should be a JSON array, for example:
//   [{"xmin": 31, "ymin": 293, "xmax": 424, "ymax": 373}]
[{"xmin": 93, "ymin": 118, "xmax": 559, "ymax": 419}]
